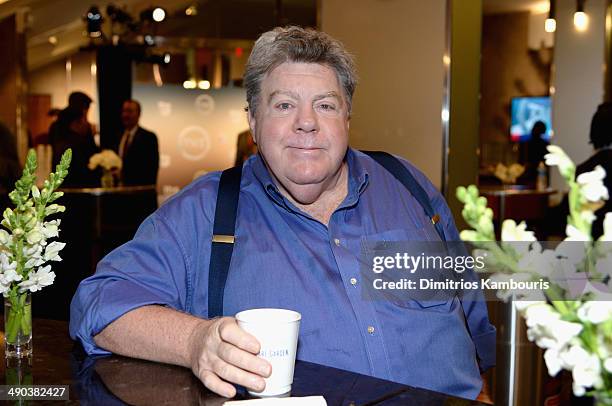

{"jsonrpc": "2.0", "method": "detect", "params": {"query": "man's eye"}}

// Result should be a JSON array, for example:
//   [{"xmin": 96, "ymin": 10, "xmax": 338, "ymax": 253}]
[
  {"xmin": 276, "ymin": 103, "xmax": 293, "ymax": 110},
  {"xmin": 318, "ymin": 103, "xmax": 336, "ymax": 111}
]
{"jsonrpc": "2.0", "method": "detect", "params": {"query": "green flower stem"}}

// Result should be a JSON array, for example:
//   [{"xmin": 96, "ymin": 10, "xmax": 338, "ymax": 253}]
[{"xmin": 5, "ymin": 293, "xmax": 31, "ymax": 344}]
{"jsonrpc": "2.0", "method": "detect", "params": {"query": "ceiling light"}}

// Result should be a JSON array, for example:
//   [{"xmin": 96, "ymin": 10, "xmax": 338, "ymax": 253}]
[
  {"xmin": 152, "ymin": 7, "xmax": 166, "ymax": 22},
  {"xmin": 48, "ymin": 36, "xmax": 58, "ymax": 45},
  {"xmin": 574, "ymin": 0, "xmax": 588, "ymax": 32},
  {"xmin": 198, "ymin": 80, "xmax": 210, "ymax": 90},
  {"xmin": 185, "ymin": 5, "xmax": 198, "ymax": 16},
  {"xmin": 545, "ymin": 0, "xmax": 556, "ymax": 33},
  {"xmin": 85, "ymin": 6, "xmax": 103, "ymax": 38}
]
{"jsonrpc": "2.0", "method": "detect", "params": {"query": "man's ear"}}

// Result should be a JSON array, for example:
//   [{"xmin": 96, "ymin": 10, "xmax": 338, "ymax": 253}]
[{"xmin": 247, "ymin": 111, "xmax": 257, "ymax": 144}]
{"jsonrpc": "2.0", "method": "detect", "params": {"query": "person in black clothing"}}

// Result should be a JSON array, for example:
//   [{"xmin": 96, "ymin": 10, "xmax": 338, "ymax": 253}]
[
  {"xmin": 118, "ymin": 99, "xmax": 159, "ymax": 186},
  {"xmin": 49, "ymin": 92, "xmax": 99, "ymax": 187},
  {"xmin": 576, "ymin": 102, "xmax": 612, "ymax": 239},
  {"xmin": 520, "ymin": 120, "xmax": 549, "ymax": 187},
  {"xmin": 0, "ymin": 121, "xmax": 21, "ymax": 210}
]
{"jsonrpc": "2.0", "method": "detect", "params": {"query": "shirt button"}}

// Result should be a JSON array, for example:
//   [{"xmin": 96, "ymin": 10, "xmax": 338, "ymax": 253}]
[
  {"xmin": 333, "ymin": 238, "xmax": 341, "ymax": 246},
  {"xmin": 350, "ymin": 277, "xmax": 358, "ymax": 286},
  {"xmin": 367, "ymin": 326, "xmax": 375, "ymax": 334}
]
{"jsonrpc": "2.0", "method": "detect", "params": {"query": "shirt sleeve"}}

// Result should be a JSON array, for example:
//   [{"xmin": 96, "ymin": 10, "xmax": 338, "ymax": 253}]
[{"xmin": 69, "ymin": 212, "xmax": 192, "ymax": 356}]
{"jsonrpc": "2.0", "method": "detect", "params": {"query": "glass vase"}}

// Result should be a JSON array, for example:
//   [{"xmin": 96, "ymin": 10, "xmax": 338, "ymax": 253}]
[{"xmin": 4, "ymin": 293, "xmax": 32, "ymax": 359}]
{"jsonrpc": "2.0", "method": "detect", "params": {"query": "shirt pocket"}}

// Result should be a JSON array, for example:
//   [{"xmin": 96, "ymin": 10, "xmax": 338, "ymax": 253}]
[{"xmin": 360, "ymin": 228, "xmax": 455, "ymax": 312}]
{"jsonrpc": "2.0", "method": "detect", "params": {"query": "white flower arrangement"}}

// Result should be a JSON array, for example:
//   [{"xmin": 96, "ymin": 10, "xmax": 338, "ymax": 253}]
[
  {"xmin": 1, "ymin": 149, "xmax": 71, "ymax": 345},
  {"xmin": 457, "ymin": 145, "xmax": 612, "ymax": 401},
  {"xmin": 88, "ymin": 149, "xmax": 122, "ymax": 171}
]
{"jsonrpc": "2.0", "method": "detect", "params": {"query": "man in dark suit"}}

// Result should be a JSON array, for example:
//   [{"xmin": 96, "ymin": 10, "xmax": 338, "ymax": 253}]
[{"xmin": 119, "ymin": 100, "xmax": 159, "ymax": 186}]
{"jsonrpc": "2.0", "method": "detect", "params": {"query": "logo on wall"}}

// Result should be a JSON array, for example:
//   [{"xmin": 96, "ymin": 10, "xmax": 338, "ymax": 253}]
[
  {"xmin": 157, "ymin": 101, "xmax": 173, "ymax": 117},
  {"xmin": 177, "ymin": 126, "xmax": 211, "ymax": 161},
  {"xmin": 195, "ymin": 94, "xmax": 215, "ymax": 116},
  {"xmin": 160, "ymin": 153, "xmax": 171, "ymax": 168}
]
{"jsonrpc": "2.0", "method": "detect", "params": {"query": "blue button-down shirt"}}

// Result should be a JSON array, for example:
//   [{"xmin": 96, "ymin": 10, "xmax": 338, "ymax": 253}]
[{"xmin": 70, "ymin": 148, "xmax": 495, "ymax": 399}]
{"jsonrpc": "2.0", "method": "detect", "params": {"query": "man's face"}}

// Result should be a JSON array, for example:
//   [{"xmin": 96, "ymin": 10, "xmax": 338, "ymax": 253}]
[
  {"xmin": 121, "ymin": 101, "xmax": 140, "ymax": 129},
  {"xmin": 249, "ymin": 62, "xmax": 350, "ymax": 203}
]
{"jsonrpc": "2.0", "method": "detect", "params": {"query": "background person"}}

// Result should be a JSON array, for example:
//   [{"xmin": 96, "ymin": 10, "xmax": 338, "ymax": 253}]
[
  {"xmin": 118, "ymin": 99, "xmax": 159, "ymax": 186},
  {"xmin": 576, "ymin": 102, "xmax": 612, "ymax": 239},
  {"xmin": 49, "ymin": 92, "xmax": 98, "ymax": 187}
]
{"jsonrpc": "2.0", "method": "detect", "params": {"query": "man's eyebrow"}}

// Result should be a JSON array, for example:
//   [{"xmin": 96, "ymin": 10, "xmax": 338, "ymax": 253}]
[
  {"xmin": 313, "ymin": 91, "xmax": 343, "ymax": 104},
  {"xmin": 267, "ymin": 90, "xmax": 343, "ymax": 104},
  {"xmin": 268, "ymin": 90, "xmax": 299, "ymax": 102}
]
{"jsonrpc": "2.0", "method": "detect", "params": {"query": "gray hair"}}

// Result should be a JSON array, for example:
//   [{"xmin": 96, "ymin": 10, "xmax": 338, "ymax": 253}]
[{"xmin": 244, "ymin": 26, "xmax": 357, "ymax": 116}]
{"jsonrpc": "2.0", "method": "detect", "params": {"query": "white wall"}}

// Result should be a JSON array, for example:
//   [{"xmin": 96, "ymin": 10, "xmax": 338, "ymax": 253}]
[
  {"xmin": 551, "ymin": 0, "xmax": 607, "ymax": 194},
  {"xmin": 321, "ymin": 0, "xmax": 446, "ymax": 188}
]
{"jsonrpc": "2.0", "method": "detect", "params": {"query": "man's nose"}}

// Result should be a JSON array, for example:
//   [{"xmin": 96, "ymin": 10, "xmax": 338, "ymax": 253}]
[{"xmin": 293, "ymin": 105, "xmax": 318, "ymax": 133}]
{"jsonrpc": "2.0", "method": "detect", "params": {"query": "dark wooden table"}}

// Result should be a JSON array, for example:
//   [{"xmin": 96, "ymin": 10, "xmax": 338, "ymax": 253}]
[{"xmin": 0, "ymin": 319, "xmax": 487, "ymax": 405}]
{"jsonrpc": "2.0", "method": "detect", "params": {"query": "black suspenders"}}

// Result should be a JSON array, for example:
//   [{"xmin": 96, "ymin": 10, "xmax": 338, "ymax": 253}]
[{"xmin": 207, "ymin": 151, "xmax": 445, "ymax": 318}]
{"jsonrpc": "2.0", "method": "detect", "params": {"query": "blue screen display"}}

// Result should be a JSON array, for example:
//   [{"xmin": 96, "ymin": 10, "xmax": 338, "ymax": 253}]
[{"xmin": 510, "ymin": 97, "xmax": 553, "ymax": 142}]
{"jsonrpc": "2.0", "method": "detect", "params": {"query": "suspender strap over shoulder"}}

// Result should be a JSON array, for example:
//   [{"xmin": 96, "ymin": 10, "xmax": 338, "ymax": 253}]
[
  {"xmin": 361, "ymin": 150, "xmax": 446, "ymax": 241},
  {"xmin": 207, "ymin": 164, "xmax": 242, "ymax": 318}
]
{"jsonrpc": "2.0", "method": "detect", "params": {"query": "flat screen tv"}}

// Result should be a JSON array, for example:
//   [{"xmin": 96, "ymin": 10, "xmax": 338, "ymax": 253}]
[{"xmin": 510, "ymin": 96, "xmax": 553, "ymax": 142}]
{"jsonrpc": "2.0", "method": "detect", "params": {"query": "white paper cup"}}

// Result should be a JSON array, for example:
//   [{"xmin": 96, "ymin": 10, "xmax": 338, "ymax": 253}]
[{"xmin": 235, "ymin": 308, "xmax": 301, "ymax": 397}]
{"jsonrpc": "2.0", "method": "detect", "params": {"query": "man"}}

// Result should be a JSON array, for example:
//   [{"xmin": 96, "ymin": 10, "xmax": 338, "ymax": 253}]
[
  {"xmin": 118, "ymin": 99, "xmax": 159, "ymax": 185},
  {"xmin": 70, "ymin": 27, "xmax": 495, "ymax": 400}
]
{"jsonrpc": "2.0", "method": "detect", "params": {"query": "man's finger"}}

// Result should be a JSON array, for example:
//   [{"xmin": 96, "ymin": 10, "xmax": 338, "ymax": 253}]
[
  {"xmin": 218, "ymin": 320, "xmax": 260, "ymax": 354},
  {"xmin": 217, "ymin": 341, "xmax": 271, "ymax": 377},
  {"xmin": 212, "ymin": 358, "xmax": 266, "ymax": 393},
  {"xmin": 199, "ymin": 370, "xmax": 237, "ymax": 398}
]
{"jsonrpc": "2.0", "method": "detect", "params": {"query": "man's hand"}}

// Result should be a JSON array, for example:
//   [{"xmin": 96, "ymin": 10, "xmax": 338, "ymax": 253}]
[{"xmin": 188, "ymin": 317, "xmax": 272, "ymax": 398}]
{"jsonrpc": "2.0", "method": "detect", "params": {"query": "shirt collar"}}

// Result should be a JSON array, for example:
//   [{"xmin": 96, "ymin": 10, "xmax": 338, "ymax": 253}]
[{"xmin": 249, "ymin": 147, "xmax": 370, "ymax": 208}]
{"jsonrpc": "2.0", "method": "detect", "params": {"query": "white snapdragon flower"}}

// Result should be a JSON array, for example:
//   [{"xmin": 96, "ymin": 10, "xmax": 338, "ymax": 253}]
[
  {"xmin": 545, "ymin": 145, "xmax": 575, "ymax": 179},
  {"xmin": 572, "ymin": 351, "xmax": 602, "ymax": 396},
  {"xmin": 560, "ymin": 345, "xmax": 590, "ymax": 370},
  {"xmin": 0, "ymin": 229, "xmax": 10, "ymax": 245},
  {"xmin": 43, "ymin": 241, "xmax": 65, "ymax": 262},
  {"xmin": 23, "ymin": 244, "xmax": 44, "ymax": 269},
  {"xmin": 524, "ymin": 303, "xmax": 583, "ymax": 350},
  {"xmin": 502, "ymin": 220, "xmax": 536, "ymax": 242},
  {"xmin": 25, "ymin": 227, "xmax": 44, "ymax": 245},
  {"xmin": 44, "ymin": 204, "xmax": 65, "ymax": 216},
  {"xmin": 555, "ymin": 241, "xmax": 585, "ymax": 268},
  {"xmin": 0, "ymin": 253, "xmax": 17, "ymax": 274},
  {"xmin": 41, "ymin": 220, "xmax": 60, "ymax": 239},
  {"xmin": 18, "ymin": 265, "xmax": 55, "ymax": 293},
  {"xmin": 576, "ymin": 166, "xmax": 609, "ymax": 202},
  {"xmin": 0, "ymin": 254, "xmax": 22, "ymax": 286},
  {"xmin": 565, "ymin": 225, "xmax": 591, "ymax": 242},
  {"xmin": 517, "ymin": 247, "xmax": 557, "ymax": 278},
  {"xmin": 577, "ymin": 301, "xmax": 612, "ymax": 324},
  {"xmin": 544, "ymin": 348, "xmax": 563, "ymax": 376},
  {"xmin": 605, "ymin": 358, "xmax": 612, "ymax": 374},
  {"xmin": 515, "ymin": 300, "xmax": 546, "ymax": 313}
]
